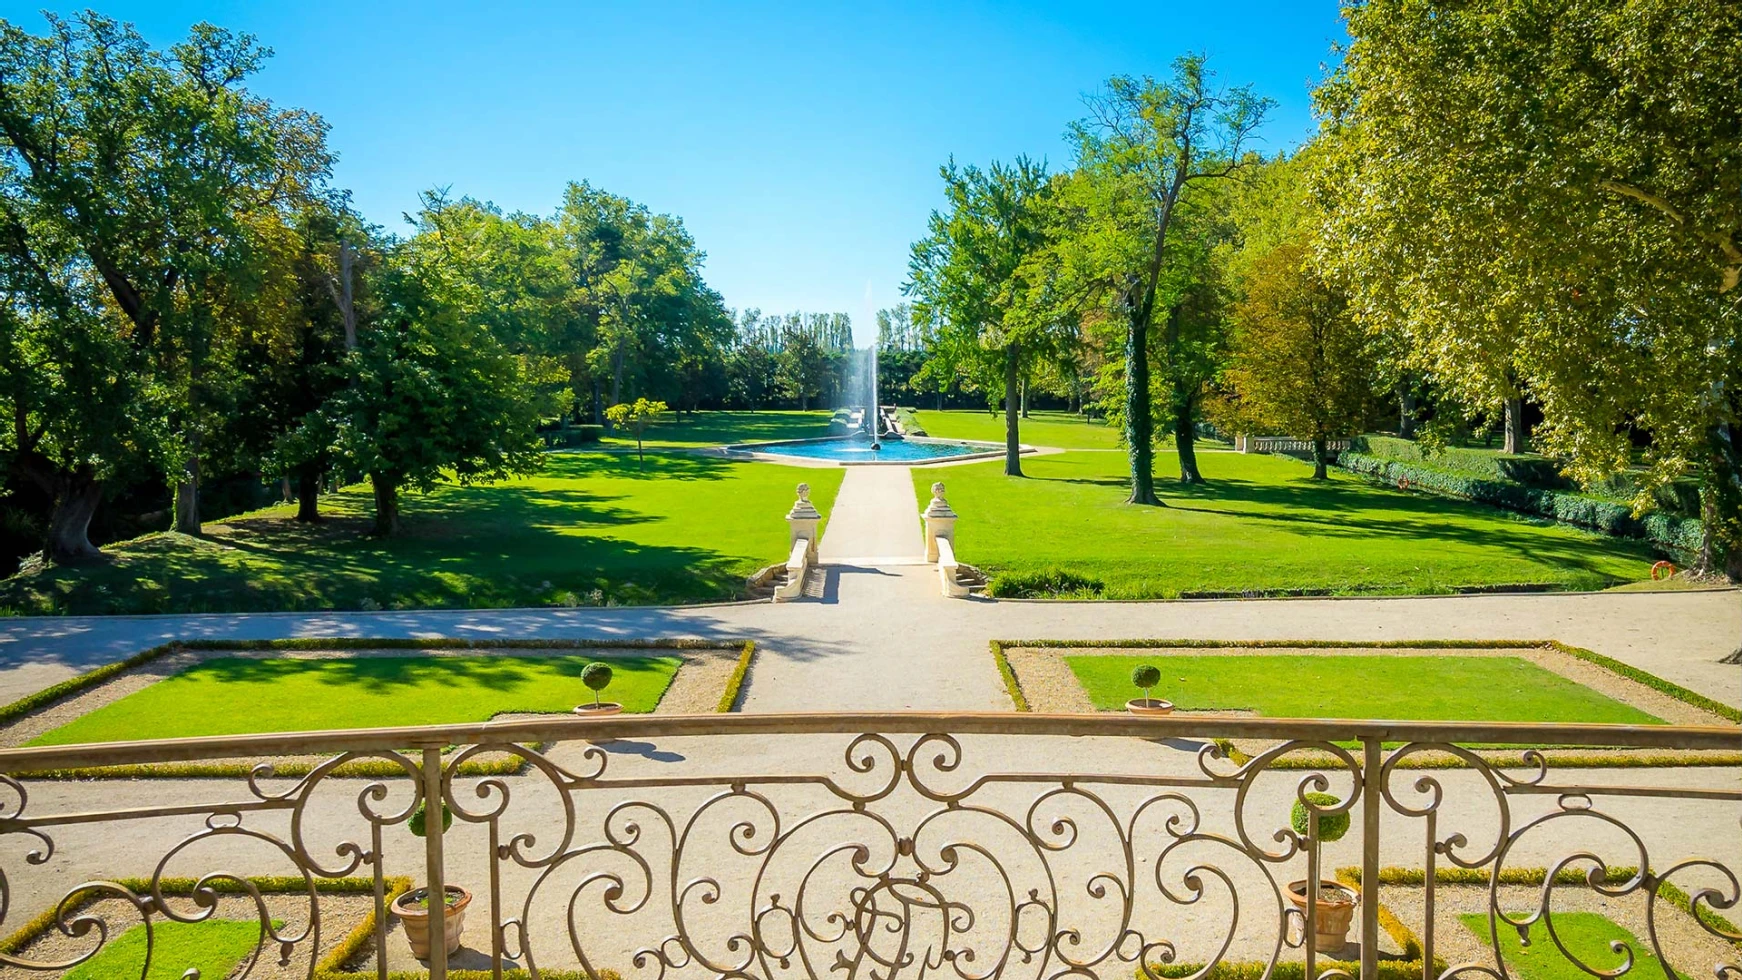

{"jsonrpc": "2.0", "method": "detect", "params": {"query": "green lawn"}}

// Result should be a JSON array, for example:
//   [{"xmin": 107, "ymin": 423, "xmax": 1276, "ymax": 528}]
[
  {"xmin": 64, "ymin": 919, "xmax": 272, "ymax": 980},
  {"xmin": 0, "ymin": 452, "xmax": 842, "ymax": 615},
  {"xmin": 30, "ymin": 654, "xmax": 680, "ymax": 744},
  {"xmin": 1459, "ymin": 912, "xmax": 1687, "ymax": 980},
  {"xmin": 914, "ymin": 409, "xmax": 1125, "ymax": 450},
  {"xmin": 919, "ymin": 450, "xmax": 1656, "ymax": 597},
  {"xmin": 1065, "ymin": 654, "xmax": 1663, "ymax": 725},
  {"xmin": 599, "ymin": 409, "xmax": 837, "ymax": 448}
]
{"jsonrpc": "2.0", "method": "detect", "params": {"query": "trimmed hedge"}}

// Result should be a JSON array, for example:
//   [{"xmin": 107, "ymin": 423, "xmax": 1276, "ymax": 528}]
[
  {"xmin": 541, "ymin": 425, "xmax": 603, "ymax": 448},
  {"xmin": 987, "ymin": 568, "xmax": 1105, "ymax": 599},
  {"xmin": 1338, "ymin": 451, "xmax": 1704, "ymax": 554}
]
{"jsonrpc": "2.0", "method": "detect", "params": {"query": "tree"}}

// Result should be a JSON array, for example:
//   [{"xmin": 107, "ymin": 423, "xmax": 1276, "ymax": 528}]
[
  {"xmin": 1227, "ymin": 241, "xmax": 1376, "ymax": 477},
  {"xmin": 907, "ymin": 157, "xmax": 1055, "ymax": 476},
  {"xmin": 775, "ymin": 326, "xmax": 831, "ymax": 411},
  {"xmin": 1317, "ymin": 0, "xmax": 1742, "ymax": 581},
  {"xmin": 605, "ymin": 397, "xmax": 668, "ymax": 465},
  {"xmin": 0, "ymin": 12, "xmax": 332, "ymax": 557},
  {"xmin": 334, "ymin": 211, "xmax": 548, "ymax": 538},
  {"xmin": 1061, "ymin": 59, "xmax": 1271, "ymax": 503}
]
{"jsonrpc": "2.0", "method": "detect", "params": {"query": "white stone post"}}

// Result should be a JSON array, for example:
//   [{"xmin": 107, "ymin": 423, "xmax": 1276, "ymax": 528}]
[
  {"xmin": 922, "ymin": 481, "xmax": 957, "ymax": 563},
  {"xmin": 786, "ymin": 483, "xmax": 820, "ymax": 562}
]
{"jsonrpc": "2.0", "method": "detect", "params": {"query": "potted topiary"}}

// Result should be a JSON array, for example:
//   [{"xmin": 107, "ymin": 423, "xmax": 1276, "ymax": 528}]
[
  {"xmin": 391, "ymin": 799, "xmax": 472, "ymax": 959},
  {"xmin": 1284, "ymin": 792, "xmax": 1360, "ymax": 953},
  {"xmin": 1125, "ymin": 664, "xmax": 1174, "ymax": 715},
  {"xmin": 573, "ymin": 661, "xmax": 622, "ymax": 716}
]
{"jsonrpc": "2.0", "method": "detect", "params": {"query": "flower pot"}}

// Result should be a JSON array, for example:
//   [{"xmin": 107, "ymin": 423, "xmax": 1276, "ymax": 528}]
[
  {"xmin": 573, "ymin": 702, "xmax": 622, "ymax": 716},
  {"xmin": 391, "ymin": 885, "xmax": 471, "ymax": 959},
  {"xmin": 1125, "ymin": 698, "xmax": 1175, "ymax": 716},
  {"xmin": 1286, "ymin": 879, "xmax": 1358, "ymax": 953}
]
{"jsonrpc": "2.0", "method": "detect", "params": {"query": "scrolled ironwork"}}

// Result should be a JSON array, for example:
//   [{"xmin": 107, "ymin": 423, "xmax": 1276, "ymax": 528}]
[{"xmin": 0, "ymin": 714, "xmax": 1729, "ymax": 980}]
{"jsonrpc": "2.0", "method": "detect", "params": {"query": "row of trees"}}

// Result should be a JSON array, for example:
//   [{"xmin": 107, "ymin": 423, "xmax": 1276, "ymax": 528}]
[
  {"xmin": 897, "ymin": 0, "xmax": 1740, "ymax": 578},
  {"xmin": 0, "ymin": 13, "xmax": 844, "ymax": 567}
]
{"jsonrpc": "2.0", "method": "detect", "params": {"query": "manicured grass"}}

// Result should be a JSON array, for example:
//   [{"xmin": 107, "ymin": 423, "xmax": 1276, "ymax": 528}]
[
  {"xmin": 598, "ymin": 409, "xmax": 837, "ymax": 448},
  {"xmin": 28, "ymin": 654, "xmax": 680, "ymax": 744},
  {"xmin": 920, "ymin": 450, "xmax": 1656, "ymax": 597},
  {"xmin": 1459, "ymin": 912, "xmax": 1687, "ymax": 980},
  {"xmin": 1065, "ymin": 654, "xmax": 1664, "ymax": 725},
  {"xmin": 64, "ymin": 919, "xmax": 272, "ymax": 980},
  {"xmin": 0, "ymin": 453, "xmax": 842, "ymax": 615},
  {"xmin": 914, "ymin": 409, "xmax": 1125, "ymax": 450}
]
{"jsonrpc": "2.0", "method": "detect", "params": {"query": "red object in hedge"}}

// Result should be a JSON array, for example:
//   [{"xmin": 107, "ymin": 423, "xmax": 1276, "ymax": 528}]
[{"xmin": 1651, "ymin": 560, "xmax": 1677, "ymax": 581}]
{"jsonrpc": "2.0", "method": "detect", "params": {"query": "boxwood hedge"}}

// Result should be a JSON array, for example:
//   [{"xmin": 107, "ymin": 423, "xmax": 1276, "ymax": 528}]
[{"xmin": 1338, "ymin": 451, "xmax": 1703, "ymax": 554}]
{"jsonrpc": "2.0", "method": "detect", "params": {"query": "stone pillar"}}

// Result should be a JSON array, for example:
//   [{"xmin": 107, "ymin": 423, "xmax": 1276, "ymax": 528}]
[
  {"xmin": 786, "ymin": 483, "xmax": 821, "ymax": 562},
  {"xmin": 922, "ymin": 481, "xmax": 957, "ymax": 563}
]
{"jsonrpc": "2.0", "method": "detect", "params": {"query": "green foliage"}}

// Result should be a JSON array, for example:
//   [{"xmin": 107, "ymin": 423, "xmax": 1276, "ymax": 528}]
[
  {"xmin": 987, "ymin": 568, "xmax": 1106, "ymax": 599},
  {"xmin": 27, "ymin": 655, "xmax": 682, "ymax": 745},
  {"xmin": 925, "ymin": 450, "xmax": 1654, "ymax": 598},
  {"xmin": 1290, "ymin": 792, "xmax": 1349, "ymax": 843},
  {"xmin": 1064, "ymin": 654, "xmax": 1664, "ymax": 727},
  {"xmin": 581, "ymin": 661, "xmax": 614, "ymax": 693},
  {"xmin": 1338, "ymin": 452, "xmax": 1704, "ymax": 554},
  {"xmin": 1318, "ymin": 0, "xmax": 1742, "ymax": 575},
  {"xmin": 605, "ymin": 397, "xmax": 669, "ymax": 463},
  {"xmin": 406, "ymin": 799, "xmax": 453, "ymax": 839},
  {"xmin": 1225, "ymin": 241, "xmax": 1377, "ymax": 476},
  {"xmin": 1057, "ymin": 58, "xmax": 1273, "ymax": 500},
  {"xmin": 1129, "ymin": 664, "xmax": 1161, "ymax": 692}
]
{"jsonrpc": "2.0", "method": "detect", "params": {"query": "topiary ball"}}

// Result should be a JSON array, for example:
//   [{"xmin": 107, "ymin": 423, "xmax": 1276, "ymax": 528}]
[
  {"xmin": 1290, "ymin": 792, "xmax": 1350, "ymax": 843},
  {"xmin": 407, "ymin": 799, "xmax": 453, "ymax": 839},
  {"xmin": 1130, "ymin": 664, "xmax": 1162, "ymax": 691},
  {"xmin": 581, "ymin": 662, "xmax": 613, "ymax": 692}
]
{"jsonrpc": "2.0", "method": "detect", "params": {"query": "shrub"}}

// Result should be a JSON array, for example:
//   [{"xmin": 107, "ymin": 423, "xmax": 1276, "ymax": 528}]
[
  {"xmin": 542, "ymin": 425, "xmax": 603, "ymax": 448},
  {"xmin": 406, "ymin": 799, "xmax": 452, "ymax": 838},
  {"xmin": 987, "ymin": 568, "xmax": 1105, "ymax": 599},
  {"xmin": 1338, "ymin": 452, "xmax": 1703, "ymax": 554},
  {"xmin": 580, "ymin": 662, "xmax": 613, "ymax": 705},
  {"xmin": 1291, "ymin": 792, "xmax": 1350, "ymax": 843},
  {"xmin": 1131, "ymin": 664, "xmax": 1162, "ymax": 698}
]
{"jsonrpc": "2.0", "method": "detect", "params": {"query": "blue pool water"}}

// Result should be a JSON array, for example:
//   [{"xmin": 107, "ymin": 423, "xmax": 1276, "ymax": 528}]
[{"xmin": 736, "ymin": 437, "xmax": 992, "ymax": 463}]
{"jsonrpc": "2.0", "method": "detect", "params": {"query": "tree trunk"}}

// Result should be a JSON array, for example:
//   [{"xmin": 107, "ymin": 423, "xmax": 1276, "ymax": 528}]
[
  {"xmin": 1020, "ymin": 378, "xmax": 1030, "ymax": 419},
  {"xmin": 295, "ymin": 463, "xmax": 323, "ymax": 522},
  {"xmin": 1174, "ymin": 385, "xmax": 1203, "ymax": 484},
  {"xmin": 1399, "ymin": 378, "xmax": 1417, "ymax": 439},
  {"xmin": 46, "ymin": 472, "xmax": 103, "ymax": 564},
  {"xmin": 1503, "ymin": 397, "xmax": 1526, "ymax": 454},
  {"xmin": 591, "ymin": 380, "xmax": 603, "ymax": 425},
  {"xmin": 173, "ymin": 448, "xmax": 200, "ymax": 536},
  {"xmin": 1125, "ymin": 306, "xmax": 1161, "ymax": 505},
  {"xmin": 1004, "ymin": 344, "xmax": 1024, "ymax": 477},
  {"xmin": 1311, "ymin": 437, "xmax": 1330, "ymax": 479},
  {"xmin": 370, "ymin": 471, "xmax": 402, "ymax": 537}
]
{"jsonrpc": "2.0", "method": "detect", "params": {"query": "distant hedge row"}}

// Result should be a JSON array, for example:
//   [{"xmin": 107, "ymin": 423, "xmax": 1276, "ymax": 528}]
[
  {"xmin": 1338, "ymin": 451, "xmax": 1704, "ymax": 554},
  {"xmin": 1351, "ymin": 435, "xmax": 1702, "ymax": 517},
  {"xmin": 541, "ymin": 425, "xmax": 605, "ymax": 447}
]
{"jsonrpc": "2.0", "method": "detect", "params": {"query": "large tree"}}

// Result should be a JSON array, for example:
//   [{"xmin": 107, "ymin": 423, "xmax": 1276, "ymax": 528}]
[
  {"xmin": 1061, "ymin": 59, "xmax": 1270, "ymax": 503},
  {"xmin": 1227, "ymin": 241, "xmax": 1377, "ymax": 478},
  {"xmin": 907, "ymin": 157, "xmax": 1056, "ymax": 476},
  {"xmin": 0, "ymin": 12, "xmax": 331, "ymax": 557},
  {"xmin": 1318, "ymin": 0, "xmax": 1742, "ymax": 580}
]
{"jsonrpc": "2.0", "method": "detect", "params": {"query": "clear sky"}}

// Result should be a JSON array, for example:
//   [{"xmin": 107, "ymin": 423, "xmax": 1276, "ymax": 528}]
[{"xmin": 4, "ymin": 1, "xmax": 1346, "ymax": 343}]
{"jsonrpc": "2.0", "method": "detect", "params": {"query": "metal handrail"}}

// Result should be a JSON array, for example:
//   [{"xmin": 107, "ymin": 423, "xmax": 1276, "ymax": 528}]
[{"xmin": 0, "ymin": 711, "xmax": 1734, "ymax": 771}]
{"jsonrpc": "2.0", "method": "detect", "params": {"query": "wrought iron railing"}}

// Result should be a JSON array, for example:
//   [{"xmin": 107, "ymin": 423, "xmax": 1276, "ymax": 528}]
[{"xmin": 0, "ymin": 714, "xmax": 1736, "ymax": 980}]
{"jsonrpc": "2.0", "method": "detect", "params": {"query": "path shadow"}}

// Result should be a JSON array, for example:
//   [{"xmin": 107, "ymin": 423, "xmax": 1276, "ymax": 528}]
[
  {"xmin": 813, "ymin": 564, "xmax": 901, "ymax": 605},
  {"xmin": 597, "ymin": 738, "xmax": 686, "ymax": 763}
]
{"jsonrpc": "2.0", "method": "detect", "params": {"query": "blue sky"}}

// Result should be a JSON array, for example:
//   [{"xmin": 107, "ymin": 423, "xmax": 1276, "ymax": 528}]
[{"xmin": 4, "ymin": 1, "xmax": 1345, "ymax": 343}]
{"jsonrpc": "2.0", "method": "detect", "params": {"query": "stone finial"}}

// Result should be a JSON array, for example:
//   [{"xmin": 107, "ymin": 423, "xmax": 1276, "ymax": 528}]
[
  {"xmin": 787, "ymin": 482, "xmax": 821, "ymax": 520},
  {"xmin": 922, "ymin": 481, "xmax": 956, "ymax": 518}
]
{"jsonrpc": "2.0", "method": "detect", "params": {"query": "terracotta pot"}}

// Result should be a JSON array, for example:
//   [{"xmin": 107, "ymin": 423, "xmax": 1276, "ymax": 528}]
[
  {"xmin": 1125, "ymin": 698, "xmax": 1175, "ymax": 716},
  {"xmin": 391, "ymin": 885, "xmax": 471, "ymax": 959},
  {"xmin": 573, "ymin": 702, "xmax": 623, "ymax": 716},
  {"xmin": 1286, "ymin": 878, "xmax": 1359, "ymax": 953}
]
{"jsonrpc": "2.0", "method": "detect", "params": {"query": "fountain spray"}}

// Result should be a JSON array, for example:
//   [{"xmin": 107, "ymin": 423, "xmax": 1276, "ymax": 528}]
[{"xmin": 869, "ymin": 341, "xmax": 881, "ymax": 449}]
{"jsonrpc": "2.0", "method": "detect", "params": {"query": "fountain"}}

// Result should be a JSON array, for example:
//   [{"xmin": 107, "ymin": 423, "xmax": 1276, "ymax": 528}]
[{"xmin": 869, "ymin": 342, "xmax": 881, "ymax": 449}]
